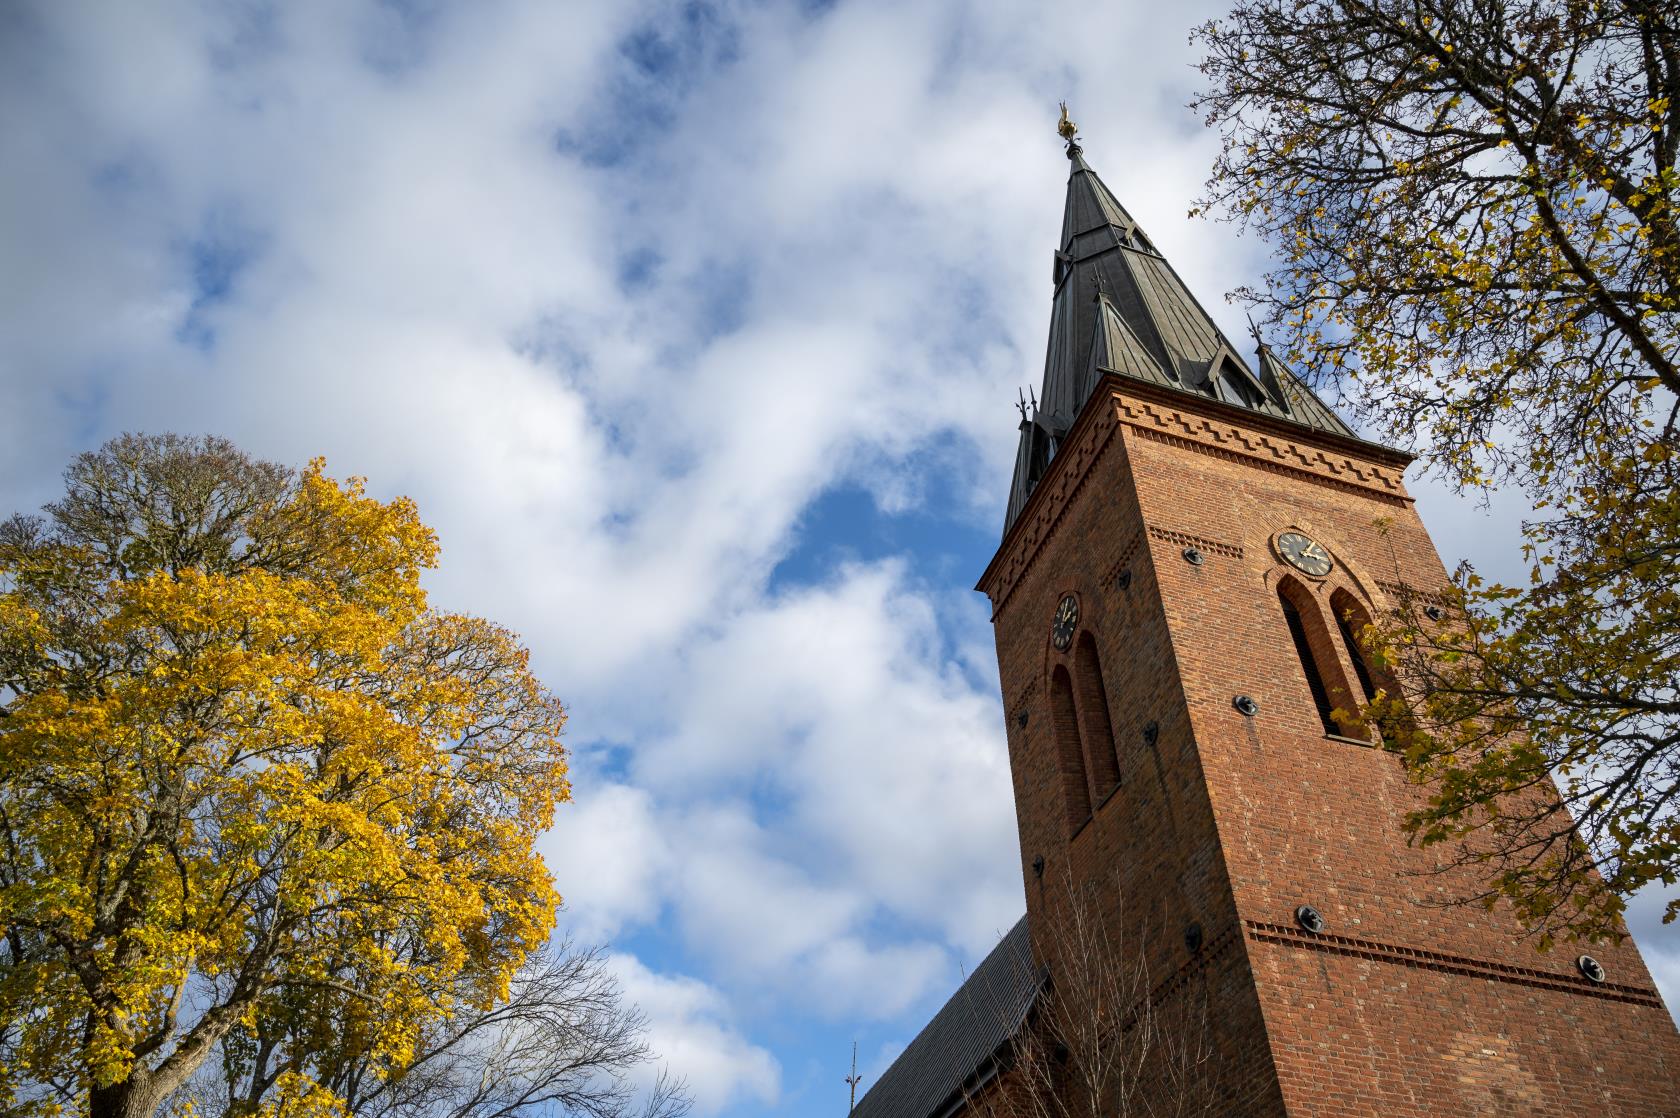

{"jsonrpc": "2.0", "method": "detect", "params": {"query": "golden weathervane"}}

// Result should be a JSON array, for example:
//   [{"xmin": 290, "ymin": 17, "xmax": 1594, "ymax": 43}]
[{"xmin": 1057, "ymin": 101, "xmax": 1078, "ymax": 142}]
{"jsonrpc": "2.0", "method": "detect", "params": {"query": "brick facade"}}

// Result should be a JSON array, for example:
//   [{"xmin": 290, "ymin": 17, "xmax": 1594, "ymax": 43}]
[{"xmin": 976, "ymin": 375, "xmax": 1680, "ymax": 1115}]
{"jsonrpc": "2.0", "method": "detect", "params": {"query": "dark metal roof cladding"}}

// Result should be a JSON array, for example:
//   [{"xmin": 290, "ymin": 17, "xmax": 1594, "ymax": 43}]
[
  {"xmin": 1003, "ymin": 145, "xmax": 1356, "ymax": 533},
  {"xmin": 850, "ymin": 916, "xmax": 1039, "ymax": 1118}
]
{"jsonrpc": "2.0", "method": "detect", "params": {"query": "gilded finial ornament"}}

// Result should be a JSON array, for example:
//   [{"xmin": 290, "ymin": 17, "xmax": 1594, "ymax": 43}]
[{"xmin": 1057, "ymin": 101, "xmax": 1082, "ymax": 158}]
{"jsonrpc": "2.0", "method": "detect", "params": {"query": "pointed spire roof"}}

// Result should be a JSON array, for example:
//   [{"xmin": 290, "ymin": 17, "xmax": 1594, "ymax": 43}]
[
  {"xmin": 1003, "ymin": 134, "xmax": 1356, "ymax": 534},
  {"xmin": 1061, "ymin": 149, "xmax": 1140, "ymax": 246}
]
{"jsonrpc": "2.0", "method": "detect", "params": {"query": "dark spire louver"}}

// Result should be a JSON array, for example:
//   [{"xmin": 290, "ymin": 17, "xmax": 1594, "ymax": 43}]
[{"xmin": 1003, "ymin": 143, "xmax": 1356, "ymax": 534}]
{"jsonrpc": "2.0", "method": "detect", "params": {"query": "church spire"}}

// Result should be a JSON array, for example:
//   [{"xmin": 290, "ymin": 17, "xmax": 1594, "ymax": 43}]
[{"xmin": 1003, "ymin": 118, "xmax": 1354, "ymax": 532}]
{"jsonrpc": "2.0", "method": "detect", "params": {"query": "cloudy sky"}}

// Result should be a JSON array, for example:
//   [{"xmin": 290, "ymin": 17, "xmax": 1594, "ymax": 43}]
[{"xmin": 3, "ymin": 1, "xmax": 1675, "ymax": 1113}]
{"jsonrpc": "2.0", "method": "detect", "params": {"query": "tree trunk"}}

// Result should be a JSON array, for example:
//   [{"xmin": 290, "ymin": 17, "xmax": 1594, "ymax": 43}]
[{"xmin": 89, "ymin": 1076, "xmax": 169, "ymax": 1118}]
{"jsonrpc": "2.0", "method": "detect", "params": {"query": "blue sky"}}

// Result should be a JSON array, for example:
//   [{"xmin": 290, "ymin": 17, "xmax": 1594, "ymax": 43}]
[{"xmin": 2, "ymin": 2, "xmax": 1675, "ymax": 1114}]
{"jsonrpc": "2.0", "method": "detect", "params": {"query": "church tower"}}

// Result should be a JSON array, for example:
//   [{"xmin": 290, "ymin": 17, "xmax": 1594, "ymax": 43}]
[{"xmin": 974, "ymin": 125, "xmax": 1680, "ymax": 1114}]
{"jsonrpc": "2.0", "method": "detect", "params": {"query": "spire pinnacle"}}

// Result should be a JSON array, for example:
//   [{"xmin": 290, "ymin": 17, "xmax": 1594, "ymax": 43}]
[{"xmin": 1057, "ymin": 101, "xmax": 1082, "ymax": 159}]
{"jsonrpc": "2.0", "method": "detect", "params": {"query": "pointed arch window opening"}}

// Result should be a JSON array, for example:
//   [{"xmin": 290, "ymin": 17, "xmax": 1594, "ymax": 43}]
[
  {"xmin": 1335, "ymin": 610, "xmax": 1379, "ymax": 704},
  {"xmin": 1125, "ymin": 224, "xmax": 1158, "ymax": 255},
  {"xmin": 1073, "ymin": 632, "xmax": 1121, "ymax": 801},
  {"xmin": 1278, "ymin": 587, "xmax": 1339, "ymax": 737},
  {"xmin": 1050, "ymin": 665, "xmax": 1092, "ymax": 833},
  {"xmin": 1331, "ymin": 589, "xmax": 1412, "ymax": 747},
  {"xmin": 1254, "ymin": 347, "xmax": 1300, "ymax": 417},
  {"xmin": 1023, "ymin": 427, "xmax": 1051, "ymax": 492},
  {"xmin": 1212, "ymin": 375, "xmax": 1246, "ymax": 408}
]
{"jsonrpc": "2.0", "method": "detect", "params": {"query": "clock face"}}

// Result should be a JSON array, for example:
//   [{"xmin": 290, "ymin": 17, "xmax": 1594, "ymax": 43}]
[
  {"xmin": 1050, "ymin": 595, "xmax": 1079, "ymax": 650},
  {"xmin": 1277, "ymin": 531, "xmax": 1333, "ymax": 577}
]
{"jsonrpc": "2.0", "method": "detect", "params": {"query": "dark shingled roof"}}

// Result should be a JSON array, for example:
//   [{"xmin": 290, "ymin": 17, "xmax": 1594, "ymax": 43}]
[
  {"xmin": 851, "ymin": 917, "xmax": 1039, "ymax": 1118},
  {"xmin": 1004, "ymin": 147, "xmax": 1357, "ymax": 533}
]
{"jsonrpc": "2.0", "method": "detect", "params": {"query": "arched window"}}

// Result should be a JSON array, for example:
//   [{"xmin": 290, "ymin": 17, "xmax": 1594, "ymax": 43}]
[
  {"xmin": 1331, "ymin": 589, "xmax": 1409, "ymax": 745},
  {"xmin": 1050, "ymin": 665, "xmax": 1092, "ymax": 831},
  {"xmin": 1074, "ymin": 632, "xmax": 1121, "ymax": 799},
  {"xmin": 1277, "ymin": 582, "xmax": 1340, "ymax": 736},
  {"xmin": 1330, "ymin": 590, "xmax": 1379, "ymax": 703}
]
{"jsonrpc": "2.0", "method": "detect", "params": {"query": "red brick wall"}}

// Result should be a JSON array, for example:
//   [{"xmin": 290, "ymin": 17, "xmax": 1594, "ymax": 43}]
[{"xmin": 978, "ymin": 376, "xmax": 1680, "ymax": 1115}]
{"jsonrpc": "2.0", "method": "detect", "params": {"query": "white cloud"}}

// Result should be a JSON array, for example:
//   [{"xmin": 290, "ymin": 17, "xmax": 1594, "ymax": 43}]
[
  {"xmin": 542, "ymin": 780, "xmax": 670, "ymax": 944},
  {"xmin": 612, "ymin": 561, "xmax": 1020, "ymax": 951},
  {"xmin": 606, "ymin": 951, "xmax": 781, "ymax": 1115},
  {"xmin": 543, "ymin": 558, "xmax": 1018, "ymax": 1017},
  {"xmin": 645, "ymin": 563, "xmax": 1021, "ymax": 949}
]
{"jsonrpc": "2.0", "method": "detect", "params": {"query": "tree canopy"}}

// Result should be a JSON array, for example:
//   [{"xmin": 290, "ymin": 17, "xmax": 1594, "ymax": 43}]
[
  {"xmin": 1194, "ymin": 0, "xmax": 1679, "ymax": 943},
  {"xmin": 0, "ymin": 435, "xmax": 570, "ymax": 1117}
]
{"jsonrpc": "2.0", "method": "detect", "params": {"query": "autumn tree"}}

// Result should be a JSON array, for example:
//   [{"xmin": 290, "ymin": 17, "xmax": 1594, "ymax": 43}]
[
  {"xmin": 0, "ymin": 435, "xmax": 570, "ymax": 1117},
  {"xmin": 1192, "ymin": 0, "xmax": 1680, "ymax": 943}
]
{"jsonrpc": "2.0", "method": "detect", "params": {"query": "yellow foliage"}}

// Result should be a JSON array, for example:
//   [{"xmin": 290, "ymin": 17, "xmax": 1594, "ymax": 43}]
[
  {"xmin": 257, "ymin": 1073, "xmax": 349, "ymax": 1118},
  {"xmin": 0, "ymin": 437, "xmax": 568, "ymax": 1116}
]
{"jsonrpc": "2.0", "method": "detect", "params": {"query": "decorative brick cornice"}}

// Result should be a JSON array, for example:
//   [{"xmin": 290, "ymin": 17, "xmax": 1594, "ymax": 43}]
[
  {"xmin": 978, "ymin": 376, "xmax": 1411, "ymax": 611},
  {"xmin": 1117, "ymin": 397, "xmax": 1411, "ymax": 507},
  {"xmin": 1244, "ymin": 920, "xmax": 1665, "ymax": 1008},
  {"xmin": 1147, "ymin": 526, "xmax": 1242, "ymax": 559}
]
